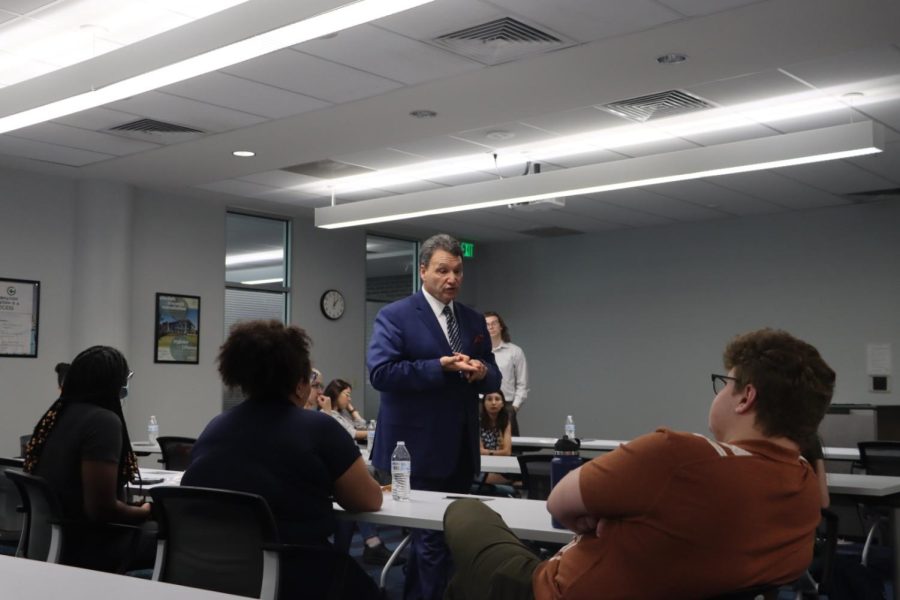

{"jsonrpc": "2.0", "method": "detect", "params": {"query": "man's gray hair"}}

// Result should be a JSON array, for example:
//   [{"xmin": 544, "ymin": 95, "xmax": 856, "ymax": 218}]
[{"xmin": 419, "ymin": 233, "xmax": 462, "ymax": 268}]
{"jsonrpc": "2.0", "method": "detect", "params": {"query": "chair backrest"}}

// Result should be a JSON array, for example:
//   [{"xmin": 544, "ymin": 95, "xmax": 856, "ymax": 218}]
[
  {"xmin": 18, "ymin": 435, "xmax": 31, "ymax": 458},
  {"xmin": 150, "ymin": 485, "xmax": 280, "ymax": 599},
  {"xmin": 4, "ymin": 470, "xmax": 64, "ymax": 562},
  {"xmin": 857, "ymin": 441, "xmax": 900, "ymax": 476},
  {"xmin": 0, "ymin": 458, "xmax": 25, "ymax": 542},
  {"xmin": 516, "ymin": 454, "xmax": 555, "ymax": 500},
  {"xmin": 156, "ymin": 436, "xmax": 197, "ymax": 471}
]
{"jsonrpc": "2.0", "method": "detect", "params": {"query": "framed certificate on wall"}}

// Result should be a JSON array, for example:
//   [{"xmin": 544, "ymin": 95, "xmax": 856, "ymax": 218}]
[{"xmin": 0, "ymin": 278, "xmax": 40, "ymax": 358}]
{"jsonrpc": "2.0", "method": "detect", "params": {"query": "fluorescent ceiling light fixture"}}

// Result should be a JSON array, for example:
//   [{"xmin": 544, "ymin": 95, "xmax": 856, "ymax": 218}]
[
  {"xmin": 315, "ymin": 121, "xmax": 883, "ymax": 229},
  {"xmin": 0, "ymin": 0, "xmax": 251, "ymax": 89},
  {"xmin": 240, "ymin": 277, "xmax": 284, "ymax": 285},
  {"xmin": 0, "ymin": 0, "xmax": 433, "ymax": 135},
  {"xmin": 225, "ymin": 250, "xmax": 283, "ymax": 266},
  {"xmin": 233, "ymin": 150, "xmax": 256, "ymax": 157},
  {"xmin": 297, "ymin": 88, "xmax": 887, "ymax": 197}
]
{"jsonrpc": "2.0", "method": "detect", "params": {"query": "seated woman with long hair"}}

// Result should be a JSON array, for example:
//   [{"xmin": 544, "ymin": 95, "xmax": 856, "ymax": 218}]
[
  {"xmin": 24, "ymin": 346, "xmax": 151, "ymax": 570},
  {"xmin": 323, "ymin": 379, "xmax": 367, "ymax": 441},
  {"xmin": 479, "ymin": 391, "xmax": 516, "ymax": 488},
  {"xmin": 182, "ymin": 320, "xmax": 382, "ymax": 599}
]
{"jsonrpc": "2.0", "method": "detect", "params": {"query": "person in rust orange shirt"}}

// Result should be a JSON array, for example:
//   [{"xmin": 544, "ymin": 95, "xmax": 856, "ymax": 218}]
[{"xmin": 443, "ymin": 328, "xmax": 835, "ymax": 600}]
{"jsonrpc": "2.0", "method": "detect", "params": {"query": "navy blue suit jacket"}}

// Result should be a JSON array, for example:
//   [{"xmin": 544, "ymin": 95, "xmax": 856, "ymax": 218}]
[{"xmin": 367, "ymin": 290, "xmax": 500, "ymax": 480}]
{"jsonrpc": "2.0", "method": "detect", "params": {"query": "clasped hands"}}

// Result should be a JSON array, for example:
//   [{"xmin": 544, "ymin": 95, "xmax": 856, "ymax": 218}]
[{"xmin": 440, "ymin": 352, "xmax": 487, "ymax": 382}]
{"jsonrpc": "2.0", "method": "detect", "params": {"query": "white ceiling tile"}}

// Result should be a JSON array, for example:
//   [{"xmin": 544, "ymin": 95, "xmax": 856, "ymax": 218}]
[
  {"xmin": 766, "ymin": 107, "xmax": 859, "ymax": 134},
  {"xmin": 494, "ymin": 206, "xmax": 622, "ymax": 233},
  {"xmin": 390, "ymin": 135, "xmax": 489, "ymax": 159},
  {"xmin": 779, "ymin": 160, "xmax": 896, "ymax": 195},
  {"xmin": 106, "ymin": 91, "xmax": 266, "ymax": 133},
  {"xmin": 680, "ymin": 122, "xmax": 778, "ymax": 146},
  {"xmin": 0, "ymin": 1, "xmax": 55, "ymax": 15},
  {"xmin": 421, "ymin": 214, "xmax": 527, "ymax": 241},
  {"xmin": 713, "ymin": 171, "xmax": 849, "ymax": 209},
  {"xmin": 657, "ymin": 0, "xmax": 766, "ymax": 18},
  {"xmin": 488, "ymin": 0, "xmax": 681, "ymax": 43},
  {"xmin": 543, "ymin": 149, "xmax": 626, "ymax": 168},
  {"xmin": 0, "ymin": 135, "xmax": 112, "ymax": 166},
  {"xmin": 437, "ymin": 207, "xmax": 534, "ymax": 229},
  {"xmin": 426, "ymin": 171, "xmax": 496, "ymax": 186},
  {"xmin": 848, "ymin": 141, "xmax": 900, "ymax": 185},
  {"xmin": 299, "ymin": 24, "xmax": 482, "ymax": 85},
  {"xmin": 255, "ymin": 188, "xmax": 325, "ymax": 208},
  {"xmin": 376, "ymin": 180, "xmax": 445, "ymax": 194},
  {"xmin": 453, "ymin": 121, "xmax": 558, "ymax": 150},
  {"xmin": 333, "ymin": 148, "xmax": 421, "ymax": 170},
  {"xmin": 564, "ymin": 196, "xmax": 676, "ymax": 227},
  {"xmin": 685, "ymin": 70, "xmax": 812, "ymax": 107},
  {"xmin": 651, "ymin": 179, "xmax": 784, "ymax": 216},
  {"xmin": 616, "ymin": 137, "xmax": 698, "ymax": 157},
  {"xmin": 0, "ymin": 10, "xmax": 16, "ymax": 25},
  {"xmin": 856, "ymin": 96, "xmax": 900, "ymax": 136},
  {"xmin": 333, "ymin": 189, "xmax": 396, "ymax": 202},
  {"xmin": 195, "ymin": 179, "xmax": 278, "ymax": 198},
  {"xmin": 520, "ymin": 106, "xmax": 628, "ymax": 136},
  {"xmin": 599, "ymin": 187, "xmax": 728, "ymax": 221},
  {"xmin": 780, "ymin": 45, "xmax": 900, "ymax": 92},
  {"xmin": 374, "ymin": 0, "xmax": 504, "ymax": 41},
  {"xmin": 223, "ymin": 49, "xmax": 403, "ymax": 104},
  {"xmin": 161, "ymin": 71, "xmax": 331, "ymax": 120},
  {"xmin": 238, "ymin": 170, "xmax": 323, "ymax": 188},
  {"xmin": 8, "ymin": 122, "xmax": 160, "ymax": 155}
]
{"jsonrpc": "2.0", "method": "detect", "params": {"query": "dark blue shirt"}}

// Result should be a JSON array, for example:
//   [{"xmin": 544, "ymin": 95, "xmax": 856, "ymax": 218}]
[{"xmin": 183, "ymin": 399, "xmax": 360, "ymax": 544}]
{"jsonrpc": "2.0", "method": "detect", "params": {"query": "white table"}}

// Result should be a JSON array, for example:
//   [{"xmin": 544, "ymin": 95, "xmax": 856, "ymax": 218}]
[
  {"xmin": 0, "ymin": 554, "xmax": 244, "ymax": 600},
  {"xmin": 131, "ymin": 441, "xmax": 161, "ymax": 455},
  {"xmin": 512, "ymin": 436, "xmax": 860, "ymax": 462}
]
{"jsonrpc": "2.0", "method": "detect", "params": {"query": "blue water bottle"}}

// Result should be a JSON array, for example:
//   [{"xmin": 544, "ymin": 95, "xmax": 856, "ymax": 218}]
[{"xmin": 550, "ymin": 435, "xmax": 581, "ymax": 529}]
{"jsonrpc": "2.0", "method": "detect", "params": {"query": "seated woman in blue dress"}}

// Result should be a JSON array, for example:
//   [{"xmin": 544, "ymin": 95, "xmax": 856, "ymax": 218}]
[{"xmin": 182, "ymin": 320, "xmax": 382, "ymax": 600}]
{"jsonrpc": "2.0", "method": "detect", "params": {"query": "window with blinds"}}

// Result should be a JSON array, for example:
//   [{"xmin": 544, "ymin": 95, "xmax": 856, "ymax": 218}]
[{"xmin": 223, "ymin": 212, "xmax": 290, "ymax": 410}]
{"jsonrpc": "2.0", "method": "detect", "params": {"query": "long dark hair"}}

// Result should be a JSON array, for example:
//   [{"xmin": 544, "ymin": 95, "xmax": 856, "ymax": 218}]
[
  {"xmin": 480, "ymin": 390, "xmax": 509, "ymax": 432},
  {"xmin": 323, "ymin": 379, "xmax": 351, "ymax": 411},
  {"xmin": 25, "ymin": 346, "xmax": 138, "ymax": 487}
]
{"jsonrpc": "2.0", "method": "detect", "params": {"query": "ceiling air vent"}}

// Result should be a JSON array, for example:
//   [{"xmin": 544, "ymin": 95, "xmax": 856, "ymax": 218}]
[
  {"xmin": 601, "ymin": 90, "xmax": 716, "ymax": 123},
  {"xmin": 110, "ymin": 118, "xmax": 203, "ymax": 134},
  {"xmin": 521, "ymin": 226, "xmax": 583, "ymax": 238},
  {"xmin": 431, "ymin": 17, "xmax": 575, "ymax": 66},
  {"xmin": 281, "ymin": 159, "xmax": 374, "ymax": 179}
]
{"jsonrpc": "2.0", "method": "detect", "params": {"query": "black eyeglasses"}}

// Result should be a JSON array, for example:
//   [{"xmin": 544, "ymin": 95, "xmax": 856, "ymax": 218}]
[{"xmin": 711, "ymin": 373, "xmax": 738, "ymax": 394}]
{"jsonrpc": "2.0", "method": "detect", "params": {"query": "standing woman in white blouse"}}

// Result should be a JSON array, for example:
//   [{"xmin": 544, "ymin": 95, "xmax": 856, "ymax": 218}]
[{"xmin": 484, "ymin": 311, "xmax": 528, "ymax": 436}]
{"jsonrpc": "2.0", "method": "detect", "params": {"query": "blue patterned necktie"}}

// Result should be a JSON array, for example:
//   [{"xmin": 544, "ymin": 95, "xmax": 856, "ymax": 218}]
[{"xmin": 442, "ymin": 305, "xmax": 462, "ymax": 353}]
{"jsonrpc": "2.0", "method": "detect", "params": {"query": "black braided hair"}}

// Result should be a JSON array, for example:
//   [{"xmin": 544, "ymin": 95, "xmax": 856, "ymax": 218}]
[{"xmin": 25, "ymin": 346, "xmax": 139, "ymax": 487}]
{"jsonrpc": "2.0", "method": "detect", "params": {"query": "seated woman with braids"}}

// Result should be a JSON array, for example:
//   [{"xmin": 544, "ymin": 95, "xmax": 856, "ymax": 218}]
[{"xmin": 24, "ymin": 346, "xmax": 151, "ymax": 570}]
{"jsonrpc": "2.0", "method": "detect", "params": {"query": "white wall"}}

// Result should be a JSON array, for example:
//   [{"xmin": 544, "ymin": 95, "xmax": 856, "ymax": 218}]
[
  {"xmin": 0, "ymin": 167, "xmax": 371, "ymax": 454},
  {"xmin": 473, "ymin": 200, "xmax": 900, "ymax": 442}
]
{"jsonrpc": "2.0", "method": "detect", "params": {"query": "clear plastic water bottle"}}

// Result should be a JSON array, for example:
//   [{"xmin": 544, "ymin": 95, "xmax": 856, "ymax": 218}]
[
  {"xmin": 564, "ymin": 414, "xmax": 576, "ymax": 440},
  {"xmin": 367, "ymin": 420, "xmax": 376, "ymax": 449},
  {"xmin": 148, "ymin": 415, "xmax": 159, "ymax": 445},
  {"xmin": 391, "ymin": 441, "xmax": 411, "ymax": 502}
]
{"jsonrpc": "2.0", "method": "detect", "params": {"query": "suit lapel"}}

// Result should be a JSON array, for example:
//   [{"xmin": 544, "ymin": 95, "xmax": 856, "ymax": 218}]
[{"xmin": 414, "ymin": 291, "xmax": 452, "ymax": 353}]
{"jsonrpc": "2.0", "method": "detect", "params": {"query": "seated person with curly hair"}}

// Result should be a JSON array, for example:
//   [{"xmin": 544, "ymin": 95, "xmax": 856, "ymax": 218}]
[
  {"xmin": 183, "ymin": 320, "xmax": 382, "ymax": 599},
  {"xmin": 444, "ymin": 328, "xmax": 836, "ymax": 600}
]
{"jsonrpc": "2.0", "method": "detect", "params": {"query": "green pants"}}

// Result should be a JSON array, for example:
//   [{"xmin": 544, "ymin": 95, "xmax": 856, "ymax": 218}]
[{"xmin": 443, "ymin": 499, "xmax": 541, "ymax": 600}]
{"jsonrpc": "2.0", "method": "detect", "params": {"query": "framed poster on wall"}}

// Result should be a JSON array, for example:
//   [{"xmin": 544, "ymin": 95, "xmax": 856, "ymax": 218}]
[
  {"xmin": 154, "ymin": 293, "xmax": 200, "ymax": 364},
  {"xmin": 0, "ymin": 278, "xmax": 40, "ymax": 357}
]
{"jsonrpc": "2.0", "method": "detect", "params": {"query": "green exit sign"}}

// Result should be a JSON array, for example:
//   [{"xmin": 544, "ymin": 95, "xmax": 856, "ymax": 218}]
[{"xmin": 460, "ymin": 241, "xmax": 475, "ymax": 258}]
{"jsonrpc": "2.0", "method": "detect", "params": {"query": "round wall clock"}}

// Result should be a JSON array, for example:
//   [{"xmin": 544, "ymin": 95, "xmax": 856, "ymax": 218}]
[{"xmin": 320, "ymin": 289, "xmax": 345, "ymax": 320}]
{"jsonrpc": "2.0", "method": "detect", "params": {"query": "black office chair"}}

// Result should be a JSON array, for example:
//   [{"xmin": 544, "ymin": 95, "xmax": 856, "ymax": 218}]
[
  {"xmin": 156, "ymin": 436, "xmax": 196, "ymax": 471},
  {"xmin": 5, "ymin": 470, "xmax": 140, "ymax": 572},
  {"xmin": 0, "ymin": 458, "xmax": 24, "ymax": 550},
  {"xmin": 150, "ymin": 486, "xmax": 377, "ymax": 600},
  {"xmin": 854, "ymin": 441, "xmax": 900, "ymax": 566}
]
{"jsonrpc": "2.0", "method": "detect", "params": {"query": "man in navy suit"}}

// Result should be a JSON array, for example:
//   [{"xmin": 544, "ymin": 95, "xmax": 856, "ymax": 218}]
[{"xmin": 368, "ymin": 233, "xmax": 501, "ymax": 600}]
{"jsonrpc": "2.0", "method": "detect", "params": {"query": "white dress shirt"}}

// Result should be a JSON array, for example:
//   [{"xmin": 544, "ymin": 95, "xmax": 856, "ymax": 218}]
[
  {"xmin": 422, "ymin": 287, "xmax": 455, "ymax": 348},
  {"xmin": 492, "ymin": 341, "xmax": 529, "ymax": 410}
]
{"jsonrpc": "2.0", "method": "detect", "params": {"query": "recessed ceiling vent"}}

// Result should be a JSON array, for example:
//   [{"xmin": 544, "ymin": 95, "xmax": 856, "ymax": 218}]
[
  {"xmin": 521, "ymin": 226, "xmax": 583, "ymax": 238},
  {"xmin": 281, "ymin": 159, "xmax": 374, "ymax": 179},
  {"xmin": 431, "ymin": 17, "xmax": 575, "ymax": 66},
  {"xmin": 601, "ymin": 90, "xmax": 716, "ymax": 123},
  {"xmin": 110, "ymin": 118, "xmax": 203, "ymax": 134}
]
